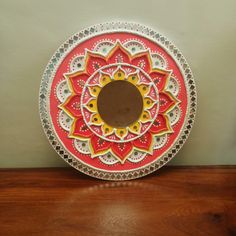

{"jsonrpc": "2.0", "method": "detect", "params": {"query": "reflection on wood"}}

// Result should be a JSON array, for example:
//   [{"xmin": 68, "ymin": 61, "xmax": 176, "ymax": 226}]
[{"xmin": 0, "ymin": 167, "xmax": 236, "ymax": 236}]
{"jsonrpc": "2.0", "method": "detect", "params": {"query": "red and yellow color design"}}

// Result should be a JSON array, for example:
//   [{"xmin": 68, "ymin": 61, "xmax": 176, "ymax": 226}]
[
  {"xmin": 59, "ymin": 41, "xmax": 179, "ymax": 163},
  {"xmin": 49, "ymin": 32, "xmax": 188, "ymax": 171}
]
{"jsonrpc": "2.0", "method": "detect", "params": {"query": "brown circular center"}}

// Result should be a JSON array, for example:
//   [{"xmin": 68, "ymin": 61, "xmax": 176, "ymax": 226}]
[{"xmin": 97, "ymin": 80, "xmax": 143, "ymax": 127}]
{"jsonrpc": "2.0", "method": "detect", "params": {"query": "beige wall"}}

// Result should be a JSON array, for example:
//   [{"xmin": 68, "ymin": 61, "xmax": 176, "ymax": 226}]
[{"xmin": 1, "ymin": 0, "xmax": 236, "ymax": 167}]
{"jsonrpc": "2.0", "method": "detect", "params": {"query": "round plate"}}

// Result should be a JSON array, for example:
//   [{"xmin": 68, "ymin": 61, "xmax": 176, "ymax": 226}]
[{"xmin": 39, "ymin": 22, "xmax": 197, "ymax": 180}]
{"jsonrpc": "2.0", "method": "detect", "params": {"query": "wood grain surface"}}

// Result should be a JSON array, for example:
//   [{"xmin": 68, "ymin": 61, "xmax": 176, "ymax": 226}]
[{"xmin": 0, "ymin": 167, "xmax": 236, "ymax": 236}]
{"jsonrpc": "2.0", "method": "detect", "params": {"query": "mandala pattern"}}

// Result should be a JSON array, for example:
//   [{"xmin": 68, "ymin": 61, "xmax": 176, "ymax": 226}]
[
  {"xmin": 58, "ymin": 42, "xmax": 179, "ymax": 163},
  {"xmin": 40, "ymin": 22, "xmax": 196, "ymax": 180}
]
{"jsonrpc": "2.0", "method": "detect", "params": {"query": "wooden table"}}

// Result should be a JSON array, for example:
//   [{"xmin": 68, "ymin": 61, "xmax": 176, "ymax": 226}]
[{"xmin": 0, "ymin": 167, "xmax": 236, "ymax": 236}]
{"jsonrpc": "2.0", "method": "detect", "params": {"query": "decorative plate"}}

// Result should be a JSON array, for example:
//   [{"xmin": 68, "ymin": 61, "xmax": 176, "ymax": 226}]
[{"xmin": 39, "ymin": 22, "xmax": 196, "ymax": 180}]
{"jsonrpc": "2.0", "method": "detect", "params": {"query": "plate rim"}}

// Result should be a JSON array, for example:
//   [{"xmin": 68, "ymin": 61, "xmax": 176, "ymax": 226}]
[{"xmin": 39, "ymin": 21, "xmax": 197, "ymax": 180}]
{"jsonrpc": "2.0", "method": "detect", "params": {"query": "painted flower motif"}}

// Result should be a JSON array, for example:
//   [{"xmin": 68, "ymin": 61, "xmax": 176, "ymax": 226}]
[{"xmin": 59, "ymin": 41, "xmax": 179, "ymax": 163}]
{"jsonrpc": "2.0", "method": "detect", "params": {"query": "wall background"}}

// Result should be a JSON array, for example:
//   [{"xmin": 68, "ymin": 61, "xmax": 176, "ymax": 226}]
[{"xmin": 1, "ymin": 0, "xmax": 236, "ymax": 167}]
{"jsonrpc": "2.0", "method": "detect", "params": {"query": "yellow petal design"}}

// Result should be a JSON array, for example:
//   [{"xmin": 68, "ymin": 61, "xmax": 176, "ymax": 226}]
[
  {"xmin": 100, "ymin": 73, "xmax": 112, "ymax": 86},
  {"xmin": 86, "ymin": 99, "xmax": 97, "ymax": 112},
  {"xmin": 91, "ymin": 113, "xmax": 103, "ymax": 126},
  {"xmin": 127, "ymin": 73, "xmax": 139, "ymax": 85},
  {"xmin": 137, "ymin": 84, "xmax": 150, "ymax": 96},
  {"xmin": 140, "ymin": 110, "xmax": 151, "ymax": 123},
  {"xmin": 128, "ymin": 121, "xmax": 141, "ymax": 134},
  {"xmin": 101, "ymin": 123, "xmax": 114, "ymax": 136},
  {"xmin": 115, "ymin": 128, "xmax": 128, "ymax": 139},
  {"xmin": 88, "ymin": 86, "xmax": 101, "ymax": 97},
  {"xmin": 113, "ymin": 68, "xmax": 126, "ymax": 80},
  {"xmin": 143, "ymin": 97, "xmax": 155, "ymax": 109}
]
